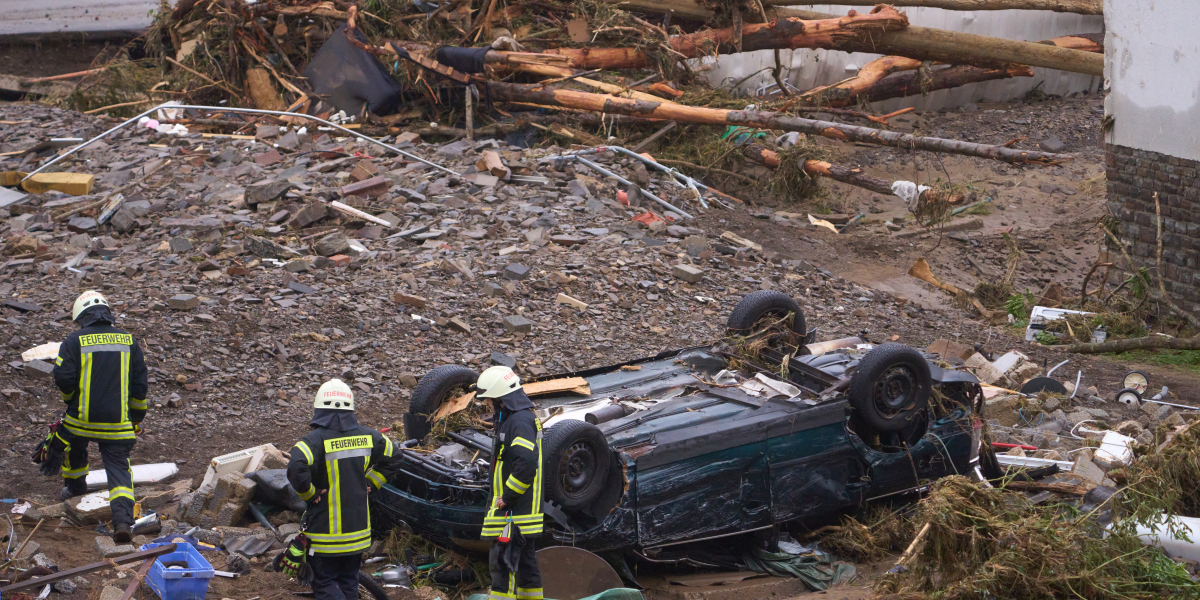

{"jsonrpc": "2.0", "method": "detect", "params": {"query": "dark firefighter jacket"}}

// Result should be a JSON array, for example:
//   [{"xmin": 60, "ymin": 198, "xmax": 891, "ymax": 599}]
[
  {"xmin": 287, "ymin": 410, "xmax": 393, "ymax": 555},
  {"xmin": 51, "ymin": 307, "xmax": 149, "ymax": 443},
  {"xmin": 482, "ymin": 389, "xmax": 544, "ymax": 538}
]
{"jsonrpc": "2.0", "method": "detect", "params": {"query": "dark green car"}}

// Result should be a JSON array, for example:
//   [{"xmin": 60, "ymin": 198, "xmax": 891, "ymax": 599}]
[{"xmin": 372, "ymin": 292, "xmax": 987, "ymax": 559}]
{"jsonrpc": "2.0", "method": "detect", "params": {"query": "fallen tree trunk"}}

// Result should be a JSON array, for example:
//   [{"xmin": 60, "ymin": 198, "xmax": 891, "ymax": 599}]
[
  {"xmin": 487, "ymin": 81, "xmax": 1067, "ymax": 164},
  {"xmin": 778, "ymin": 8, "xmax": 1103, "ymax": 75},
  {"xmin": 799, "ymin": 33, "xmax": 1097, "ymax": 106},
  {"xmin": 854, "ymin": 64, "xmax": 1033, "ymax": 105},
  {"xmin": 600, "ymin": 0, "xmax": 1103, "ymax": 75},
  {"xmin": 543, "ymin": 6, "xmax": 908, "ymax": 69},
  {"xmin": 1061, "ymin": 336, "xmax": 1200, "ymax": 354},
  {"xmin": 763, "ymin": 0, "xmax": 1102, "ymax": 15}
]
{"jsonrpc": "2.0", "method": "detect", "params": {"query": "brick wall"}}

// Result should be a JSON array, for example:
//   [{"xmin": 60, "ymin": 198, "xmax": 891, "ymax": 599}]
[{"xmin": 1105, "ymin": 144, "xmax": 1200, "ymax": 312}]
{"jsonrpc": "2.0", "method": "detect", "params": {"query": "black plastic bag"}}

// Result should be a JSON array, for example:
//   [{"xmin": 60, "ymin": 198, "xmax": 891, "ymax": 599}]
[
  {"xmin": 303, "ymin": 24, "xmax": 405, "ymax": 117},
  {"xmin": 245, "ymin": 469, "xmax": 307, "ymax": 513}
]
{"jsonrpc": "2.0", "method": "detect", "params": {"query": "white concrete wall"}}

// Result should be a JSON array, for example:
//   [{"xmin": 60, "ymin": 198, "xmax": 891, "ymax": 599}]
[
  {"xmin": 1104, "ymin": 0, "xmax": 1200, "ymax": 161},
  {"xmin": 0, "ymin": 0, "xmax": 167, "ymax": 37},
  {"xmin": 696, "ymin": 5, "xmax": 1103, "ymax": 113}
]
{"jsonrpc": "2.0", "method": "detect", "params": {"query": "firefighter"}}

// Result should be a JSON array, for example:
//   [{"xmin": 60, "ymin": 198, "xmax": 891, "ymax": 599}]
[
  {"xmin": 286, "ymin": 379, "xmax": 393, "ymax": 600},
  {"xmin": 47, "ymin": 290, "xmax": 148, "ymax": 543},
  {"xmin": 477, "ymin": 366, "xmax": 544, "ymax": 600}
]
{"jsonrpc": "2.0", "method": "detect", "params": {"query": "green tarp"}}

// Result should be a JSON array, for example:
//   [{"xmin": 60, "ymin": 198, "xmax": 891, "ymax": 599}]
[{"xmin": 742, "ymin": 546, "xmax": 857, "ymax": 591}]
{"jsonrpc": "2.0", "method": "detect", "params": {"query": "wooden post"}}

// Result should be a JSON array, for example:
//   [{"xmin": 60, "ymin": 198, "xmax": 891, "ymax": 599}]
[{"xmin": 465, "ymin": 85, "xmax": 475, "ymax": 141}]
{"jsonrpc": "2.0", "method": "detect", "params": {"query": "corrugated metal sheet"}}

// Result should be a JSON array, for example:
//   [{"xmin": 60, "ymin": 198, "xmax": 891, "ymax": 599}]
[
  {"xmin": 0, "ymin": 0, "xmax": 165, "ymax": 37},
  {"xmin": 696, "ymin": 5, "xmax": 1104, "ymax": 111}
]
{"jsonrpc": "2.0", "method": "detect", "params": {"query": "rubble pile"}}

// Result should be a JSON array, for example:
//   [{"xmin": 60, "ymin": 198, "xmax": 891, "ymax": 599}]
[{"xmin": 0, "ymin": 103, "xmax": 923, "ymax": 471}]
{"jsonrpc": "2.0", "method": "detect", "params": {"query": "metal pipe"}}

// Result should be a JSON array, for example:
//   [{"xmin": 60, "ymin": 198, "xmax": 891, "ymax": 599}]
[
  {"xmin": 247, "ymin": 503, "xmax": 278, "ymax": 536},
  {"xmin": 572, "ymin": 156, "xmax": 694, "ymax": 219},
  {"xmin": 446, "ymin": 431, "xmax": 492, "ymax": 455},
  {"xmin": 23, "ymin": 103, "xmax": 460, "ymax": 182}
]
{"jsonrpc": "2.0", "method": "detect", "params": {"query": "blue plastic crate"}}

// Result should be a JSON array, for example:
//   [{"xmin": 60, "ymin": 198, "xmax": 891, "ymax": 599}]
[{"xmin": 139, "ymin": 542, "xmax": 215, "ymax": 600}]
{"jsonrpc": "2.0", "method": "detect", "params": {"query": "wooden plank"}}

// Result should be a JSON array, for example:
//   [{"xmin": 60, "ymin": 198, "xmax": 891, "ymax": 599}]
[
  {"xmin": 630, "ymin": 121, "xmax": 677, "ymax": 153},
  {"xmin": 117, "ymin": 558, "xmax": 157, "ymax": 600},
  {"xmin": 432, "ymin": 378, "xmax": 591, "ymax": 420},
  {"xmin": 522, "ymin": 377, "xmax": 589, "ymax": 396},
  {"xmin": 1, "ymin": 544, "xmax": 177, "ymax": 594}
]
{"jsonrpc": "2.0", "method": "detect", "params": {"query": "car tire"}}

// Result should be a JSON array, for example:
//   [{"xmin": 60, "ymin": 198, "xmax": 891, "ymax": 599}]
[
  {"xmin": 726, "ymin": 291, "xmax": 807, "ymax": 339},
  {"xmin": 848, "ymin": 343, "xmax": 932, "ymax": 434},
  {"xmin": 542, "ymin": 420, "xmax": 613, "ymax": 512},
  {"xmin": 358, "ymin": 571, "xmax": 389, "ymax": 600},
  {"xmin": 405, "ymin": 364, "xmax": 479, "ymax": 441}
]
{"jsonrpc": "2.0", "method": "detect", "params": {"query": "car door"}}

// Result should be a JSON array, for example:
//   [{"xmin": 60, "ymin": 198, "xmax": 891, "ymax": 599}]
[
  {"xmin": 766, "ymin": 402, "xmax": 867, "ymax": 523},
  {"xmin": 852, "ymin": 411, "xmax": 973, "ymax": 498},
  {"xmin": 635, "ymin": 440, "xmax": 769, "ymax": 548}
]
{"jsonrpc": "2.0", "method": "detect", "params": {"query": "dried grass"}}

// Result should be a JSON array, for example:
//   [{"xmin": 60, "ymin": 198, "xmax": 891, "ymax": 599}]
[{"xmin": 874, "ymin": 476, "xmax": 1199, "ymax": 599}]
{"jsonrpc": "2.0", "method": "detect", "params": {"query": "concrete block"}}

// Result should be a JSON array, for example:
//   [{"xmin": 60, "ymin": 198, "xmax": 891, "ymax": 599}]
[{"xmin": 502, "ymin": 315, "xmax": 532, "ymax": 334}]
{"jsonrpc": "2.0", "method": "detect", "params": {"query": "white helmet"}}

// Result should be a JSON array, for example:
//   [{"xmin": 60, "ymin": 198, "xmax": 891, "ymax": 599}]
[
  {"xmin": 314, "ymin": 379, "xmax": 355, "ymax": 411},
  {"xmin": 72, "ymin": 290, "xmax": 110, "ymax": 321},
  {"xmin": 476, "ymin": 366, "xmax": 521, "ymax": 399}
]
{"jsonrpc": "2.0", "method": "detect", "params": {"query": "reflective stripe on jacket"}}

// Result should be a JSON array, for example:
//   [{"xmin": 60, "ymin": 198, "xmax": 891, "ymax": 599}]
[
  {"xmin": 482, "ymin": 410, "xmax": 544, "ymax": 538},
  {"xmin": 52, "ymin": 325, "xmax": 149, "ymax": 441},
  {"xmin": 287, "ymin": 425, "xmax": 393, "ymax": 555}
]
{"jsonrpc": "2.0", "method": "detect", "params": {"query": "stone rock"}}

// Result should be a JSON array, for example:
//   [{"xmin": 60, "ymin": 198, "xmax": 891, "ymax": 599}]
[
  {"xmin": 1114, "ymin": 420, "xmax": 1143, "ymax": 436},
  {"xmin": 448, "ymin": 316, "xmax": 471, "ymax": 333},
  {"xmin": 288, "ymin": 202, "xmax": 329, "ymax": 230},
  {"xmin": 502, "ymin": 315, "xmax": 532, "ymax": 333},
  {"xmin": 24, "ymin": 359, "xmax": 55, "ymax": 380},
  {"xmin": 672, "ymin": 264, "xmax": 703, "ymax": 283},
  {"xmin": 1039, "ymin": 137, "xmax": 1067, "ymax": 153},
  {"xmin": 503, "ymin": 264, "xmax": 530, "ymax": 281},
  {"xmin": 95, "ymin": 536, "xmax": 136, "ymax": 558},
  {"xmin": 169, "ymin": 237, "xmax": 194, "ymax": 253},
  {"xmin": 393, "ymin": 292, "xmax": 427, "ymax": 308},
  {"xmin": 169, "ymin": 295, "xmax": 199, "ymax": 310},
  {"xmin": 1141, "ymin": 401, "xmax": 1172, "ymax": 421},
  {"xmin": 490, "ymin": 352, "xmax": 517, "ymax": 369},
  {"xmin": 245, "ymin": 180, "xmax": 293, "ymax": 208},
  {"xmin": 245, "ymin": 235, "xmax": 301, "ymax": 260},
  {"xmin": 314, "ymin": 233, "xmax": 351, "ymax": 257},
  {"xmin": 100, "ymin": 586, "xmax": 125, "ymax": 600}
]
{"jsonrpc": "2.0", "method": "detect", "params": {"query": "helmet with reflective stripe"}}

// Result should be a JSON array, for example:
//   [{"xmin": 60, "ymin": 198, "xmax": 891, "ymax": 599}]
[
  {"xmin": 476, "ymin": 366, "xmax": 521, "ymax": 399},
  {"xmin": 72, "ymin": 290, "xmax": 110, "ymax": 321},
  {"xmin": 314, "ymin": 379, "xmax": 355, "ymax": 411}
]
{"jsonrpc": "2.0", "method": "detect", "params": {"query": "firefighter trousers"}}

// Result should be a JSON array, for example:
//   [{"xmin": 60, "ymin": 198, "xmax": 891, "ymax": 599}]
[
  {"xmin": 60, "ymin": 428, "xmax": 136, "ymax": 527},
  {"xmin": 309, "ymin": 553, "xmax": 363, "ymax": 600},
  {"xmin": 488, "ymin": 539, "xmax": 542, "ymax": 600}
]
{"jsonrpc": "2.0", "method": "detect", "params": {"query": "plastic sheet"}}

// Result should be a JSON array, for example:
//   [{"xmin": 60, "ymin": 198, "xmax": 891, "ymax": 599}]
[
  {"xmin": 741, "ymin": 546, "xmax": 856, "ymax": 591},
  {"xmin": 245, "ymin": 469, "xmax": 307, "ymax": 513},
  {"xmin": 303, "ymin": 24, "xmax": 405, "ymax": 116}
]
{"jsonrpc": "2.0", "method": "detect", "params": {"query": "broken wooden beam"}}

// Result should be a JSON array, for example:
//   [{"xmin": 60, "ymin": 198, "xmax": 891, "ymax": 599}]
[
  {"xmin": 486, "ymin": 81, "xmax": 1067, "ymax": 164},
  {"xmin": 1, "ymin": 544, "xmax": 177, "ymax": 594},
  {"xmin": 763, "ymin": 0, "xmax": 1102, "ymax": 15}
]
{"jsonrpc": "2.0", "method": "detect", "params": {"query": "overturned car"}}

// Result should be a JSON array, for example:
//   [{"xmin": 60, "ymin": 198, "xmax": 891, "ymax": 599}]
[{"xmin": 371, "ymin": 291, "xmax": 987, "ymax": 559}]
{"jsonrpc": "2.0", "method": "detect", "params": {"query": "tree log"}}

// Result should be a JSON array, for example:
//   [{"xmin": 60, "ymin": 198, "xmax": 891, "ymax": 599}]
[
  {"xmin": 776, "ymin": 8, "xmax": 1103, "ymax": 75},
  {"xmin": 599, "ymin": 0, "xmax": 1103, "ymax": 75},
  {"xmin": 799, "ymin": 33, "xmax": 1097, "ymax": 107},
  {"xmin": 540, "ymin": 6, "xmax": 908, "ymax": 70},
  {"xmin": 486, "ymin": 81, "xmax": 1066, "ymax": 164},
  {"xmin": 763, "ymin": 0, "xmax": 1101, "ymax": 15},
  {"xmin": 844, "ymin": 64, "xmax": 1035, "ymax": 107},
  {"xmin": 1061, "ymin": 336, "xmax": 1200, "ymax": 354}
]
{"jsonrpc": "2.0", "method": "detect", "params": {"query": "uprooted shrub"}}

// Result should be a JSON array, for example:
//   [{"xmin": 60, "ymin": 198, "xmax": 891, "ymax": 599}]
[{"xmin": 871, "ymin": 477, "xmax": 1198, "ymax": 599}]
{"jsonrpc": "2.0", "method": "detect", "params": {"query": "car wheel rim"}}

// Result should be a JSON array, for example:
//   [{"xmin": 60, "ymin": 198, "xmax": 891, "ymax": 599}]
[
  {"xmin": 873, "ymin": 365, "xmax": 918, "ymax": 415},
  {"xmin": 560, "ymin": 440, "xmax": 597, "ymax": 497}
]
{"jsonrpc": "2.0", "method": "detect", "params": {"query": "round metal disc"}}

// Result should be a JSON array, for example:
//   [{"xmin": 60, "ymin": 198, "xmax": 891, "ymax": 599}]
[
  {"xmin": 1116, "ymin": 388, "xmax": 1142, "ymax": 406},
  {"xmin": 536, "ymin": 546, "xmax": 623, "ymax": 600},
  {"xmin": 1123, "ymin": 371, "xmax": 1150, "ymax": 394},
  {"xmin": 1019, "ymin": 376, "xmax": 1068, "ymax": 396}
]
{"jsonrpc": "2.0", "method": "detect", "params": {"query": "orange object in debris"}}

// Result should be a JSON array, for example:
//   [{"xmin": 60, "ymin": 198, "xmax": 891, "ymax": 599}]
[
  {"xmin": 632, "ymin": 211, "xmax": 664, "ymax": 225},
  {"xmin": 617, "ymin": 190, "xmax": 630, "ymax": 205}
]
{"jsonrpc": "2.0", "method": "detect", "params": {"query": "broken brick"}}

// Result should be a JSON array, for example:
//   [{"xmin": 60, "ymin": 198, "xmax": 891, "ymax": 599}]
[{"xmin": 340, "ymin": 175, "xmax": 389, "ymax": 198}]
